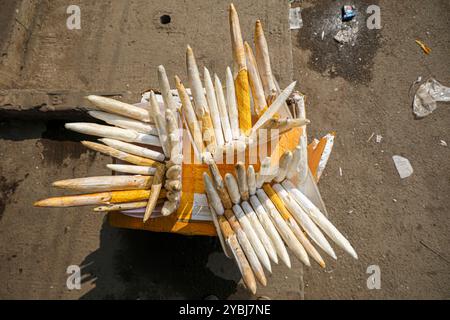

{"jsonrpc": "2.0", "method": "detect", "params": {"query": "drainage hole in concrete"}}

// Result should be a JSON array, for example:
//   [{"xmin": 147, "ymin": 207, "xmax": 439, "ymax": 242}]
[{"xmin": 160, "ymin": 15, "xmax": 171, "ymax": 25}]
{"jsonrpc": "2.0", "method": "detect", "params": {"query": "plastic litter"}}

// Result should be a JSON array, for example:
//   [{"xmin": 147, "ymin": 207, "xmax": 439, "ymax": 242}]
[
  {"xmin": 289, "ymin": 7, "xmax": 303, "ymax": 30},
  {"xmin": 415, "ymin": 40, "xmax": 431, "ymax": 55},
  {"xmin": 440, "ymin": 140, "xmax": 447, "ymax": 147},
  {"xmin": 413, "ymin": 78, "xmax": 450, "ymax": 118},
  {"xmin": 376, "ymin": 135, "xmax": 383, "ymax": 143},
  {"xmin": 342, "ymin": 5, "xmax": 356, "ymax": 22},
  {"xmin": 393, "ymin": 156, "xmax": 413, "ymax": 179},
  {"xmin": 334, "ymin": 27, "xmax": 359, "ymax": 44}
]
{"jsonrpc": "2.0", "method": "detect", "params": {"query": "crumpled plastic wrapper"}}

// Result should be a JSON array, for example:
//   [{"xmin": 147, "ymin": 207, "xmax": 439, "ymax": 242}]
[{"xmin": 413, "ymin": 78, "xmax": 450, "ymax": 118}]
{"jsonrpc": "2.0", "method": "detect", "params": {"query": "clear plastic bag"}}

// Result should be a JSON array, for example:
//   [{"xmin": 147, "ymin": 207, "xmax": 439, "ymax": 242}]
[{"xmin": 413, "ymin": 78, "xmax": 450, "ymax": 118}]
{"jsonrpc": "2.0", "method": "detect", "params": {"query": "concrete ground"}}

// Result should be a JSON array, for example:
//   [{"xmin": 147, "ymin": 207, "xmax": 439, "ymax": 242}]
[{"xmin": 0, "ymin": 0, "xmax": 449, "ymax": 299}]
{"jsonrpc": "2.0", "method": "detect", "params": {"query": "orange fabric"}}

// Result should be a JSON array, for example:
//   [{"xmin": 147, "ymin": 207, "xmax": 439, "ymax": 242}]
[
  {"xmin": 108, "ymin": 211, "xmax": 216, "ymax": 236},
  {"xmin": 308, "ymin": 135, "xmax": 327, "ymax": 179}
]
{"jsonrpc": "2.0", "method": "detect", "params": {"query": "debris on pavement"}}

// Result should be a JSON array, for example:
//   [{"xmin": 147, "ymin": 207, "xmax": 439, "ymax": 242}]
[
  {"xmin": 413, "ymin": 78, "xmax": 450, "ymax": 118},
  {"xmin": 419, "ymin": 240, "xmax": 450, "ymax": 265},
  {"xmin": 439, "ymin": 140, "xmax": 447, "ymax": 147},
  {"xmin": 367, "ymin": 132, "xmax": 375, "ymax": 142},
  {"xmin": 409, "ymin": 76, "xmax": 423, "ymax": 97},
  {"xmin": 393, "ymin": 155, "xmax": 414, "ymax": 179},
  {"xmin": 341, "ymin": 5, "xmax": 356, "ymax": 22},
  {"xmin": 334, "ymin": 27, "xmax": 359, "ymax": 44},
  {"xmin": 376, "ymin": 135, "xmax": 383, "ymax": 143},
  {"xmin": 415, "ymin": 40, "xmax": 431, "ymax": 55},
  {"xmin": 289, "ymin": 7, "xmax": 303, "ymax": 30}
]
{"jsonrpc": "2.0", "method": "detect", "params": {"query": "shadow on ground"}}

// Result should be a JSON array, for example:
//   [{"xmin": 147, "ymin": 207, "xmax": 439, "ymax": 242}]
[{"xmin": 78, "ymin": 219, "xmax": 249, "ymax": 300}]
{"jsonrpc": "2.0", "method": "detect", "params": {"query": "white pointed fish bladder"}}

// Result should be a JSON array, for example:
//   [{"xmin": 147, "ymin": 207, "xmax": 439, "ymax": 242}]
[
  {"xmin": 100, "ymin": 138, "xmax": 165, "ymax": 162},
  {"xmin": 250, "ymin": 81, "xmax": 297, "ymax": 136},
  {"xmin": 282, "ymin": 180, "xmax": 358, "ymax": 259},
  {"xmin": 232, "ymin": 204, "xmax": 272, "ymax": 273},
  {"xmin": 88, "ymin": 111, "xmax": 158, "ymax": 135},
  {"xmin": 272, "ymin": 183, "xmax": 336, "ymax": 260},
  {"xmin": 86, "ymin": 95, "xmax": 151, "ymax": 122},
  {"xmin": 256, "ymin": 189, "xmax": 310, "ymax": 266},
  {"xmin": 241, "ymin": 201, "xmax": 278, "ymax": 265},
  {"xmin": 250, "ymin": 195, "xmax": 290, "ymax": 268},
  {"xmin": 65, "ymin": 123, "xmax": 161, "ymax": 147}
]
